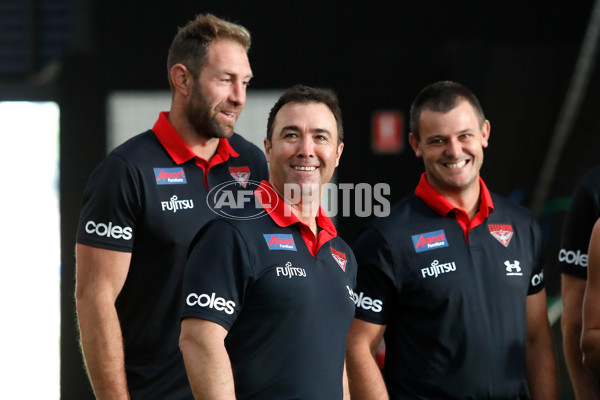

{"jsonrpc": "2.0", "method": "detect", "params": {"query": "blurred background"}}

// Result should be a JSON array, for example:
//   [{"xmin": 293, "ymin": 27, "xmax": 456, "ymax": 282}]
[{"xmin": 1, "ymin": 0, "xmax": 599, "ymax": 398}]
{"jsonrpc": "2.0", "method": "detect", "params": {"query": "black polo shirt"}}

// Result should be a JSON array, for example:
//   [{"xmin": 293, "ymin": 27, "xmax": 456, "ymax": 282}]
[
  {"xmin": 76, "ymin": 112, "xmax": 268, "ymax": 399},
  {"xmin": 557, "ymin": 165, "xmax": 600, "ymax": 278},
  {"xmin": 182, "ymin": 181, "xmax": 357, "ymax": 400},
  {"xmin": 353, "ymin": 173, "xmax": 544, "ymax": 400}
]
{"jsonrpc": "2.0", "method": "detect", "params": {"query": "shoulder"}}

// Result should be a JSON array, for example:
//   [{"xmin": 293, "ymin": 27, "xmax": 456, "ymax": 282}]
[
  {"xmin": 330, "ymin": 235, "xmax": 354, "ymax": 257},
  {"xmin": 229, "ymin": 133, "xmax": 265, "ymax": 156},
  {"xmin": 572, "ymin": 165, "xmax": 600, "ymax": 205},
  {"xmin": 353, "ymin": 194, "xmax": 424, "ymax": 256},
  {"xmin": 104, "ymin": 130, "xmax": 164, "ymax": 166},
  {"xmin": 365, "ymin": 194, "xmax": 428, "ymax": 235},
  {"xmin": 191, "ymin": 213, "xmax": 273, "ymax": 247},
  {"xmin": 488, "ymin": 193, "xmax": 540, "ymax": 241},
  {"xmin": 189, "ymin": 217, "xmax": 244, "ymax": 252},
  {"xmin": 490, "ymin": 192, "xmax": 535, "ymax": 220}
]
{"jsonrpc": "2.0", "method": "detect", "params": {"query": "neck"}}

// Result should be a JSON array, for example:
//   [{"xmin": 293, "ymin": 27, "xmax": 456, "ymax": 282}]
[
  {"xmin": 168, "ymin": 110, "xmax": 220, "ymax": 161},
  {"xmin": 436, "ymin": 181, "xmax": 481, "ymax": 220},
  {"xmin": 271, "ymin": 181, "xmax": 321, "ymax": 236},
  {"xmin": 290, "ymin": 202, "xmax": 320, "ymax": 236}
]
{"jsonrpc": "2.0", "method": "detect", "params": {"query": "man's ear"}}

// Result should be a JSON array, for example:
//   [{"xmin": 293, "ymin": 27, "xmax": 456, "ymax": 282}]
[
  {"xmin": 334, "ymin": 142, "xmax": 344, "ymax": 167},
  {"xmin": 408, "ymin": 133, "xmax": 422, "ymax": 157},
  {"xmin": 481, "ymin": 120, "xmax": 491, "ymax": 148},
  {"xmin": 264, "ymin": 138, "xmax": 271, "ymax": 163},
  {"xmin": 170, "ymin": 64, "xmax": 193, "ymax": 97}
]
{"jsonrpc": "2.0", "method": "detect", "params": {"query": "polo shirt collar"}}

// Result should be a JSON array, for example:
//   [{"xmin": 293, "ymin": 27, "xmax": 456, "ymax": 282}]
[
  {"xmin": 414, "ymin": 172, "xmax": 494, "ymax": 220},
  {"xmin": 152, "ymin": 111, "xmax": 239, "ymax": 165},
  {"xmin": 254, "ymin": 180, "xmax": 337, "ymax": 237}
]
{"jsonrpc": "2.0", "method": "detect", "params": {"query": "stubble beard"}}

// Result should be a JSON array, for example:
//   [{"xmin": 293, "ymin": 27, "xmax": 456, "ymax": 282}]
[{"xmin": 185, "ymin": 85, "xmax": 235, "ymax": 140}]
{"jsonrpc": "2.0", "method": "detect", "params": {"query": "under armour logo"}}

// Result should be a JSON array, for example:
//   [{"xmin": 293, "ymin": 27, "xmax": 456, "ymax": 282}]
[{"xmin": 504, "ymin": 260, "xmax": 523, "ymax": 276}]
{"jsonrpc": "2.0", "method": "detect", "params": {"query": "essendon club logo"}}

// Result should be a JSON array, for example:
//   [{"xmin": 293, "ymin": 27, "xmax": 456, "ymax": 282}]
[
  {"xmin": 489, "ymin": 224, "xmax": 514, "ymax": 247},
  {"xmin": 331, "ymin": 248, "xmax": 347, "ymax": 271},
  {"xmin": 229, "ymin": 166, "xmax": 251, "ymax": 188}
]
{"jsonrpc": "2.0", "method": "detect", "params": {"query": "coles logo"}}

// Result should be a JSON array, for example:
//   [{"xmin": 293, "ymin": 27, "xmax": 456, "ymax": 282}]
[
  {"xmin": 153, "ymin": 167, "xmax": 187, "ymax": 185},
  {"xmin": 353, "ymin": 291, "xmax": 383, "ymax": 313},
  {"xmin": 411, "ymin": 229, "xmax": 448, "ymax": 253},
  {"xmin": 229, "ymin": 166, "xmax": 251, "ymax": 188},
  {"xmin": 85, "ymin": 220, "xmax": 132, "ymax": 240},
  {"xmin": 489, "ymin": 224, "xmax": 514, "ymax": 247},
  {"xmin": 531, "ymin": 271, "xmax": 544, "ymax": 286},
  {"xmin": 558, "ymin": 248, "xmax": 588, "ymax": 267},
  {"xmin": 263, "ymin": 234, "xmax": 297, "ymax": 251},
  {"xmin": 186, "ymin": 292, "xmax": 235, "ymax": 315},
  {"xmin": 331, "ymin": 248, "xmax": 348, "ymax": 271}
]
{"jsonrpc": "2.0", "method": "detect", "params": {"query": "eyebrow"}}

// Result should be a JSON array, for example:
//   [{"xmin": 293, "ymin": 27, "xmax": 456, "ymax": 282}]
[
  {"xmin": 219, "ymin": 70, "xmax": 254, "ymax": 79},
  {"xmin": 428, "ymin": 128, "xmax": 473, "ymax": 138},
  {"xmin": 279, "ymin": 126, "xmax": 332, "ymax": 136}
]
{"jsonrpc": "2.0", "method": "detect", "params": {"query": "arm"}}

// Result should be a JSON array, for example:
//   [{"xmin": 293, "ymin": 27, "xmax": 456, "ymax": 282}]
[
  {"xmin": 343, "ymin": 360, "xmax": 350, "ymax": 400},
  {"xmin": 525, "ymin": 289, "xmax": 558, "ymax": 399},
  {"xmin": 75, "ymin": 244, "xmax": 131, "ymax": 400},
  {"xmin": 562, "ymin": 273, "xmax": 600, "ymax": 399},
  {"xmin": 582, "ymin": 219, "xmax": 600, "ymax": 377},
  {"xmin": 346, "ymin": 318, "xmax": 388, "ymax": 400},
  {"xmin": 179, "ymin": 318, "xmax": 236, "ymax": 400}
]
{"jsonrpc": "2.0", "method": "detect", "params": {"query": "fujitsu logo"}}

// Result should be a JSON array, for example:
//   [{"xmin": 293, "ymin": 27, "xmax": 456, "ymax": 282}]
[
  {"xmin": 276, "ymin": 262, "xmax": 306, "ymax": 279},
  {"xmin": 161, "ymin": 195, "xmax": 194, "ymax": 213},
  {"xmin": 421, "ymin": 259, "xmax": 456, "ymax": 278}
]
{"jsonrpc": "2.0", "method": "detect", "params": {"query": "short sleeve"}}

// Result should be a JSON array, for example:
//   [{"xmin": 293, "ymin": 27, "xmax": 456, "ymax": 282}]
[
  {"xmin": 352, "ymin": 226, "xmax": 397, "ymax": 325},
  {"xmin": 558, "ymin": 169, "xmax": 600, "ymax": 278},
  {"xmin": 528, "ymin": 218, "xmax": 545, "ymax": 295},
  {"xmin": 182, "ymin": 219, "xmax": 254, "ymax": 330},
  {"xmin": 76, "ymin": 154, "xmax": 140, "ymax": 252}
]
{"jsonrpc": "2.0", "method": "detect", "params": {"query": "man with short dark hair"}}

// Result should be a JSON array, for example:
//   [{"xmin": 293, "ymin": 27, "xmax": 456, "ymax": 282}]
[
  {"xmin": 75, "ymin": 14, "xmax": 268, "ymax": 399},
  {"xmin": 346, "ymin": 81, "xmax": 558, "ymax": 399},
  {"xmin": 180, "ymin": 84, "xmax": 356, "ymax": 399}
]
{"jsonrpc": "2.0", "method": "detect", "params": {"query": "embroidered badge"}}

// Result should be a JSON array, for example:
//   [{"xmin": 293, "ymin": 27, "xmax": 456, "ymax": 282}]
[
  {"xmin": 153, "ymin": 167, "xmax": 187, "ymax": 185},
  {"xmin": 263, "ymin": 234, "xmax": 297, "ymax": 251},
  {"xmin": 411, "ymin": 230, "xmax": 448, "ymax": 253},
  {"xmin": 229, "ymin": 166, "xmax": 251, "ymax": 188},
  {"xmin": 331, "ymin": 248, "xmax": 348, "ymax": 271},
  {"xmin": 489, "ymin": 224, "xmax": 514, "ymax": 247}
]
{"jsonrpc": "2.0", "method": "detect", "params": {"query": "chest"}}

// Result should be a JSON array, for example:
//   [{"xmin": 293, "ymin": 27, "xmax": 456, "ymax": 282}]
[
  {"xmin": 398, "ymin": 220, "xmax": 536, "ymax": 306},
  {"xmin": 137, "ymin": 162, "xmax": 258, "ymax": 241},
  {"xmin": 245, "ymin": 233, "xmax": 356, "ymax": 318}
]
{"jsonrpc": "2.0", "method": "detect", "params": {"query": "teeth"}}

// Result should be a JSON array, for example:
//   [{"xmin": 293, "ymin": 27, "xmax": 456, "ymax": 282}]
[
  {"xmin": 294, "ymin": 166, "xmax": 316, "ymax": 171},
  {"xmin": 447, "ymin": 160, "xmax": 467, "ymax": 169}
]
